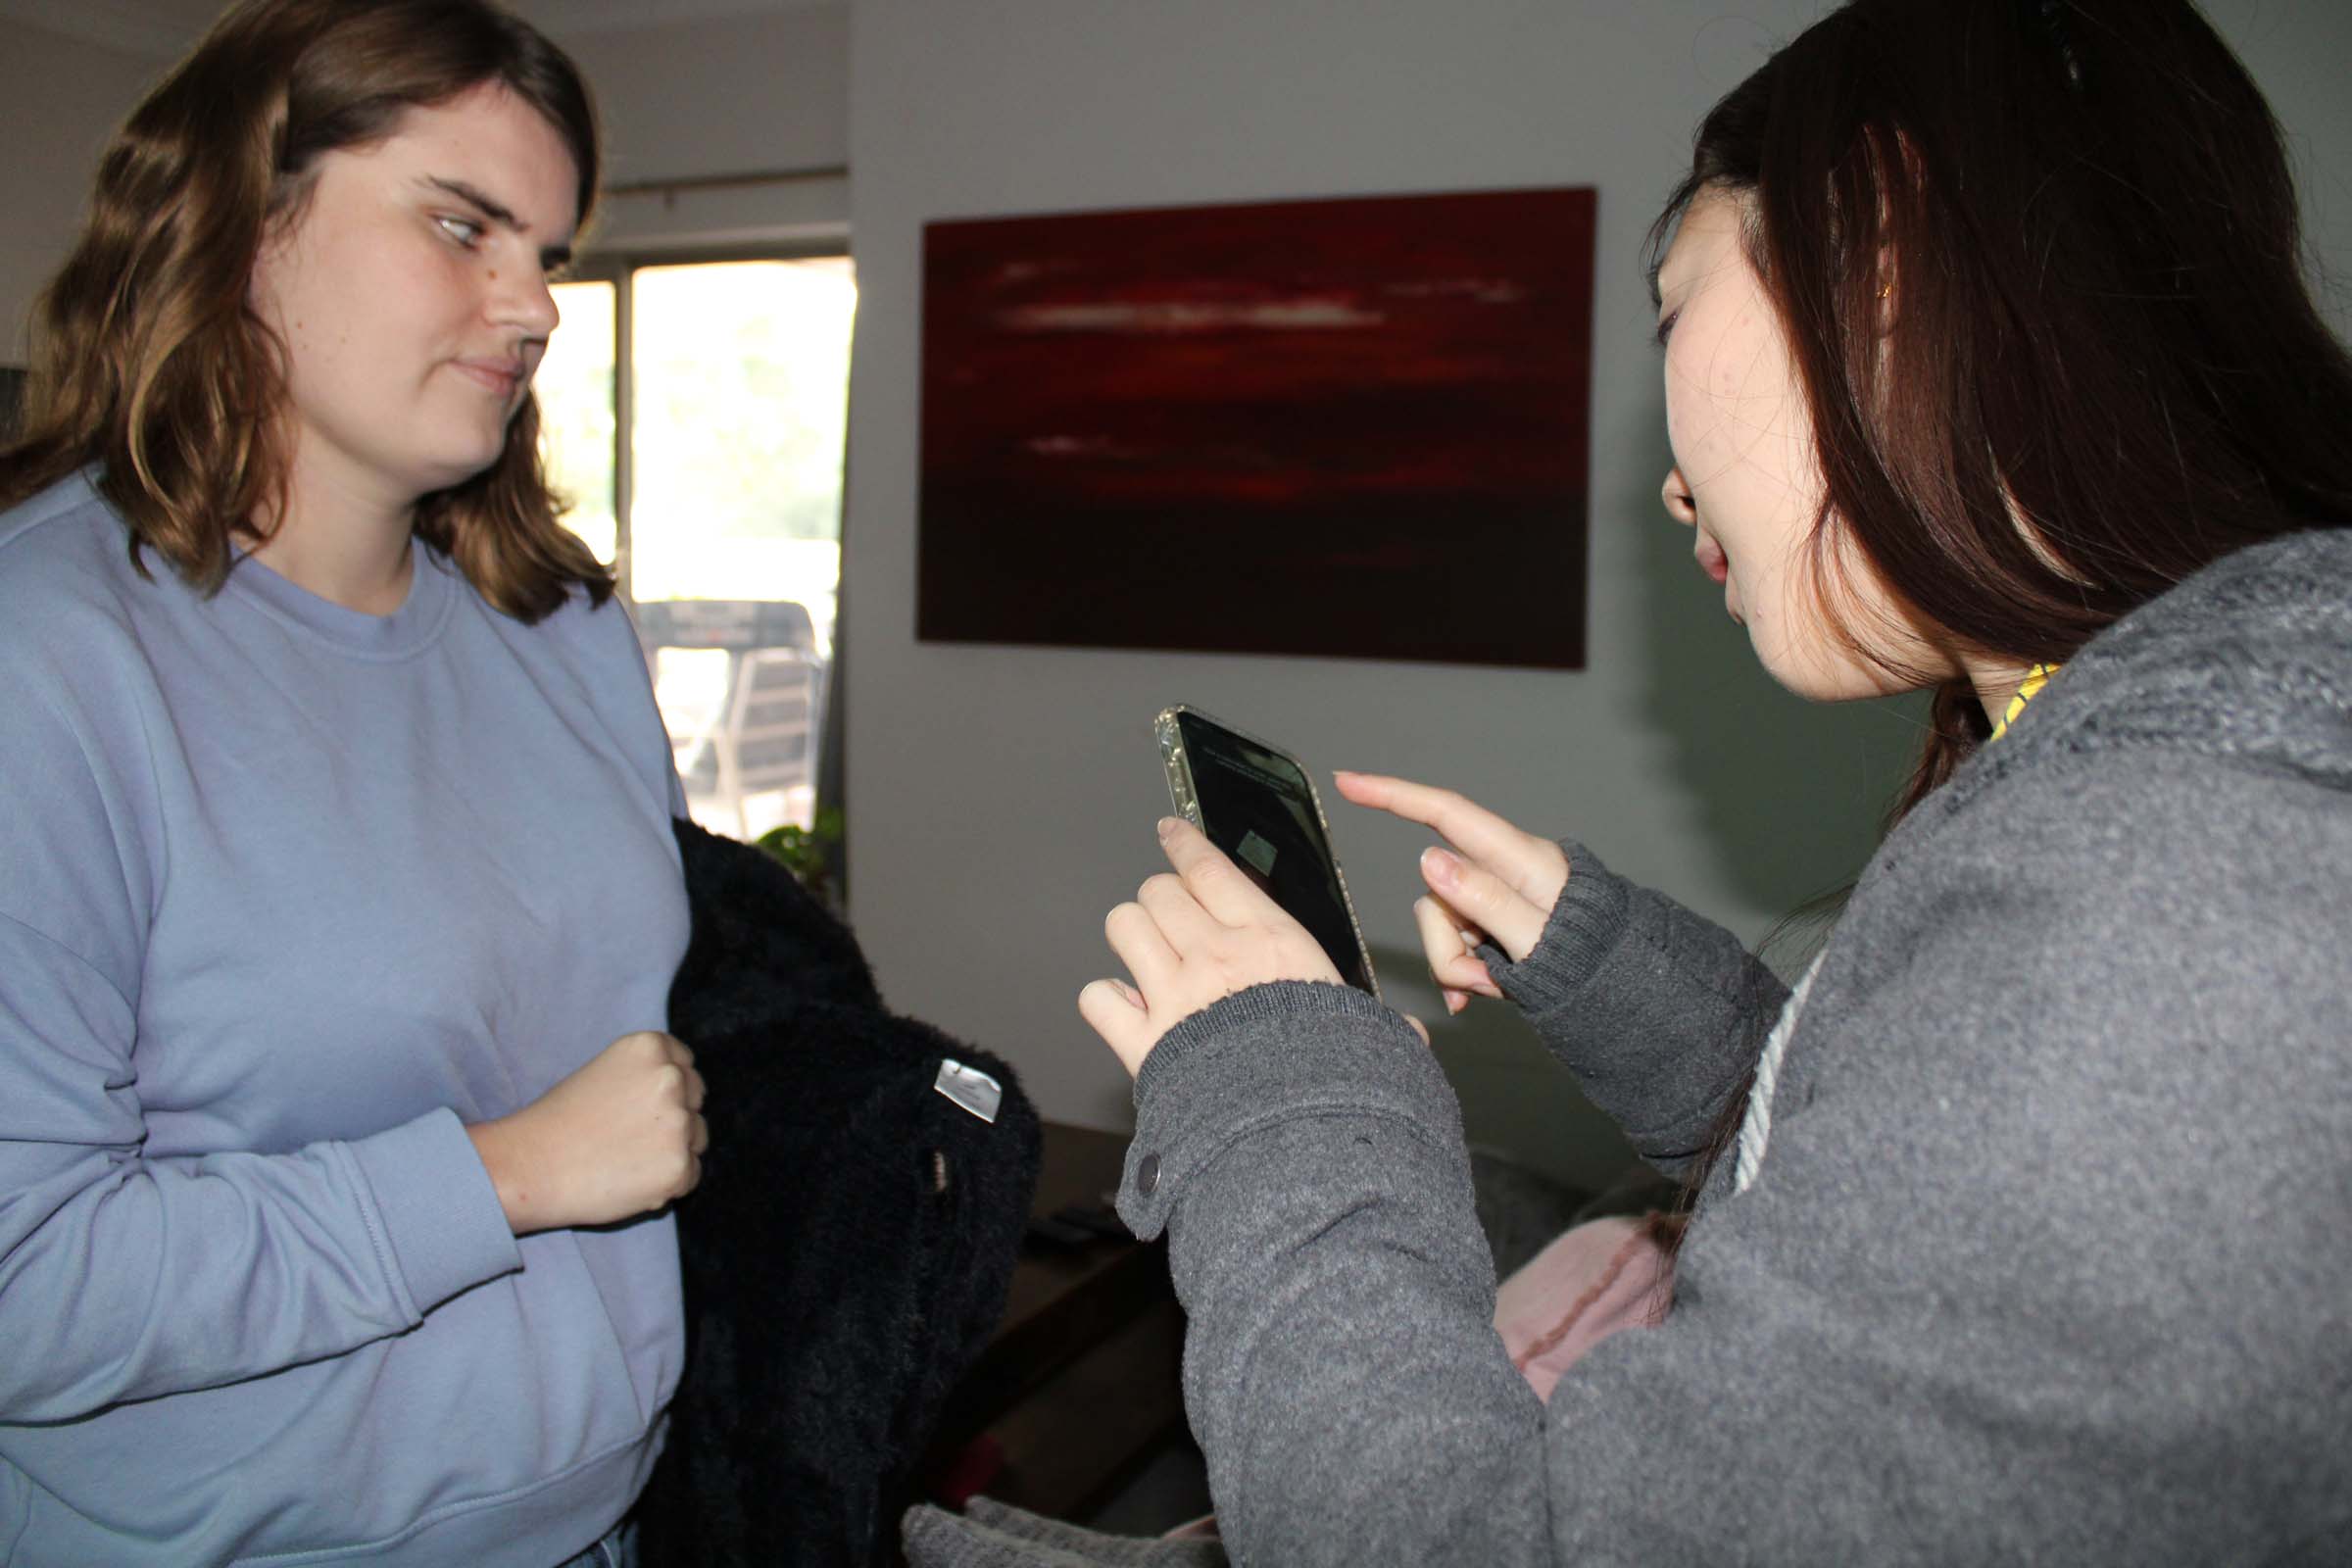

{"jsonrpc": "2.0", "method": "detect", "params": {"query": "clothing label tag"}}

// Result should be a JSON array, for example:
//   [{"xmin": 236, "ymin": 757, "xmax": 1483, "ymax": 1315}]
[{"xmin": 933, "ymin": 1058, "xmax": 1003, "ymax": 1124}]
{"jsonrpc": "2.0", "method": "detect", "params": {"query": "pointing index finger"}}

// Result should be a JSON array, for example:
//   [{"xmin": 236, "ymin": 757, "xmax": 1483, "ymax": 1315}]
[
  {"xmin": 1334, "ymin": 770, "xmax": 1513, "ymax": 856},
  {"xmin": 1333, "ymin": 771, "xmax": 1565, "ymax": 908}
]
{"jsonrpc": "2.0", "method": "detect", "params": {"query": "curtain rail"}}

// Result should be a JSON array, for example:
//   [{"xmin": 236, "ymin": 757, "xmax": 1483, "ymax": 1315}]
[{"xmin": 604, "ymin": 165, "xmax": 850, "ymax": 199}]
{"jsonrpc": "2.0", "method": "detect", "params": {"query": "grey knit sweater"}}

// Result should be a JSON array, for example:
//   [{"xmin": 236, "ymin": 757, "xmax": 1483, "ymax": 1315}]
[{"xmin": 906, "ymin": 528, "xmax": 2352, "ymax": 1565}]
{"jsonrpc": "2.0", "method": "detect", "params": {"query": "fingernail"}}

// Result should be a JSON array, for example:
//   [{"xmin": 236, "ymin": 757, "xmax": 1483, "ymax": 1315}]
[
  {"xmin": 1156, "ymin": 816, "xmax": 1181, "ymax": 842},
  {"xmin": 1421, "ymin": 845, "xmax": 1460, "ymax": 886},
  {"xmin": 1445, "ymin": 990, "xmax": 1466, "ymax": 1014}
]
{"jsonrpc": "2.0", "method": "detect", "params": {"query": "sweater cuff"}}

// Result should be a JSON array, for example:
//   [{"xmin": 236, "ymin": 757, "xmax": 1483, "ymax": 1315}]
[
  {"xmin": 343, "ymin": 1108, "xmax": 524, "ymax": 1319},
  {"xmin": 1479, "ymin": 839, "xmax": 1630, "ymax": 1012},
  {"xmin": 1118, "ymin": 980, "xmax": 1458, "ymax": 1242}
]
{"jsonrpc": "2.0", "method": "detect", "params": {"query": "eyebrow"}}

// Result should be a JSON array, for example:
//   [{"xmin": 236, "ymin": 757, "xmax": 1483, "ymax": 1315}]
[{"xmin": 423, "ymin": 176, "xmax": 574, "ymax": 269}]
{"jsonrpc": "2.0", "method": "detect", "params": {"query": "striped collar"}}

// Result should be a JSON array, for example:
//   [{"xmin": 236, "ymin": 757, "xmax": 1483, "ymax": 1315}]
[{"xmin": 1989, "ymin": 662, "xmax": 2059, "ymax": 742}]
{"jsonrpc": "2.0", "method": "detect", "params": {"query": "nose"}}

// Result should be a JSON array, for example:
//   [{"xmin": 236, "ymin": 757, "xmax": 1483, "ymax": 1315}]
[
  {"xmin": 1661, "ymin": 466, "xmax": 1697, "ymax": 527},
  {"xmin": 489, "ymin": 261, "xmax": 561, "ymax": 342}
]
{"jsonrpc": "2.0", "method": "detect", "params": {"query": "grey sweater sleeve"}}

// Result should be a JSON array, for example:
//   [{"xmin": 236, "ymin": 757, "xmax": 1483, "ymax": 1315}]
[
  {"xmin": 1117, "ymin": 981, "xmax": 1552, "ymax": 1564},
  {"xmin": 1484, "ymin": 841, "xmax": 1788, "ymax": 1174},
  {"xmin": 1094, "ymin": 746, "xmax": 2352, "ymax": 1566}
]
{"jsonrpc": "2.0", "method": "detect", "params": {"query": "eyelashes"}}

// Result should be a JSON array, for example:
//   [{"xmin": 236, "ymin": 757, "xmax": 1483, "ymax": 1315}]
[{"xmin": 1653, "ymin": 309, "xmax": 1681, "ymax": 349}]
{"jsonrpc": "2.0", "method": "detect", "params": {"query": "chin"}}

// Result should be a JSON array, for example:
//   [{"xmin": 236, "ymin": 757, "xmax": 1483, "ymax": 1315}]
[
  {"xmin": 1749, "ymin": 634, "xmax": 1883, "ymax": 704},
  {"xmin": 416, "ymin": 442, "xmax": 511, "ymax": 496},
  {"xmin": 1764, "ymin": 656, "xmax": 1925, "ymax": 706}
]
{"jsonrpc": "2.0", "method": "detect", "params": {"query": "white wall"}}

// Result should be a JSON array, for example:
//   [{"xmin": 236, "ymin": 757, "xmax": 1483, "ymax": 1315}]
[
  {"xmin": 843, "ymin": 0, "xmax": 2352, "ymax": 1190},
  {"xmin": 560, "ymin": 4, "xmax": 850, "ymax": 252}
]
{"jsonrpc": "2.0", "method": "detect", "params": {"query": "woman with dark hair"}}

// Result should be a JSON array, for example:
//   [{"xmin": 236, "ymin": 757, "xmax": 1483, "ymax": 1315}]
[
  {"xmin": 907, "ymin": 1, "xmax": 2352, "ymax": 1562},
  {"xmin": 0, "ymin": 3, "xmax": 705, "ymax": 1563}
]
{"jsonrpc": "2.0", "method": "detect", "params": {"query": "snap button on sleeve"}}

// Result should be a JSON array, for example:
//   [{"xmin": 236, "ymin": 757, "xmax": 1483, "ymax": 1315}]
[{"xmin": 1136, "ymin": 1152, "xmax": 1160, "ymax": 1196}]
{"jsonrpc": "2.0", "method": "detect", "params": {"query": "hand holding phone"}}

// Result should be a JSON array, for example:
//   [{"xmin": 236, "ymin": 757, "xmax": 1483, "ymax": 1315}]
[
  {"xmin": 1082, "ymin": 815, "xmax": 1351, "ymax": 1074},
  {"xmin": 1078, "ymin": 708, "xmax": 1382, "ymax": 1077},
  {"xmin": 1155, "ymin": 707, "xmax": 1379, "ymax": 997}
]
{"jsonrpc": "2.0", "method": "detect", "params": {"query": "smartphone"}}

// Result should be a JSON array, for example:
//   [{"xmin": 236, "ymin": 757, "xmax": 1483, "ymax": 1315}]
[{"xmin": 1154, "ymin": 705, "xmax": 1380, "ymax": 998}]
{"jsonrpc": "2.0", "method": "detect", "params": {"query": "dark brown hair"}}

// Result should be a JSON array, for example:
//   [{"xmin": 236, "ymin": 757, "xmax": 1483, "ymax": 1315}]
[
  {"xmin": 1649, "ymin": 0, "xmax": 2352, "ymax": 819},
  {"xmin": 1642, "ymin": 0, "xmax": 2352, "ymax": 1232},
  {"xmin": 0, "ymin": 0, "xmax": 611, "ymax": 620}
]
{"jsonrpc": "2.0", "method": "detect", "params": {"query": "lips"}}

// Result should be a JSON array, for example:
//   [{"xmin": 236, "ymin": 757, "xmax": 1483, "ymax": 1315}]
[
  {"xmin": 1694, "ymin": 535, "xmax": 1730, "ymax": 585},
  {"xmin": 452, "ymin": 358, "xmax": 527, "ymax": 399}
]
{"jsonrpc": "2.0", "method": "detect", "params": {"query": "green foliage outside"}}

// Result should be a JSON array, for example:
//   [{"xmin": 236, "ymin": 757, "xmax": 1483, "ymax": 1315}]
[{"xmin": 758, "ymin": 806, "xmax": 845, "ymax": 906}]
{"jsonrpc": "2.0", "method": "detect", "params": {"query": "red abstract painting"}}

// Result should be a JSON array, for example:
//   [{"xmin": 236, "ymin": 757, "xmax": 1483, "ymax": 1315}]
[{"xmin": 918, "ymin": 187, "xmax": 1595, "ymax": 667}]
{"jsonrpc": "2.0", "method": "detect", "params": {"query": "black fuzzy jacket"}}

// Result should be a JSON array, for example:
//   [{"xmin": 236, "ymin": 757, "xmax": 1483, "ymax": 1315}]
[{"xmin": 637, "ymin": 818, "xmax": 1040, "ymax": 1567}]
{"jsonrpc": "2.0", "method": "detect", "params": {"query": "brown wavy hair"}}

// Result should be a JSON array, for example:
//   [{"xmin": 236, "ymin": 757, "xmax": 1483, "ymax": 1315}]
[
  {"xmin": 0, "ymin": 0, "xmax": 612, "ymax": 621},
  {"xmin": 1647, "ymin": 0, "xmax": 2352, "ymax": 822}
]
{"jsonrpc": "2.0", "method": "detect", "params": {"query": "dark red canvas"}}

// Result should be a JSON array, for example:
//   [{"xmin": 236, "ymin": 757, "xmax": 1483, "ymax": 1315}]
[{"xmin": 918, "ymin": 187, "xmax": 1595, "ymax": 667}]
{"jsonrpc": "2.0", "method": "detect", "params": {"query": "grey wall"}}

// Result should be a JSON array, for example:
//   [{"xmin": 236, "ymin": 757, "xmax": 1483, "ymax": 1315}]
[
  {"xmin": 842, "ymin": 0, "xmax": 2352, "ymax": 1190},
  {"xmin": 0, "ymin": 20, "xmax": 166, "ymax": 362}
]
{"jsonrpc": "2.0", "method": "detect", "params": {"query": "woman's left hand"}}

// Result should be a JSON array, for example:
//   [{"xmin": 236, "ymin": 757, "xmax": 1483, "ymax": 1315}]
[{"xmin": 1080, "ymin": 816, "xmax": 1345, "ymax": 1077}]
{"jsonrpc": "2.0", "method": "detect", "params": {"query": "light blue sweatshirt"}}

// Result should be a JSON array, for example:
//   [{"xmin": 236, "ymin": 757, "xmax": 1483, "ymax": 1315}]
[{"xmin": 0, "ymin": 471, "xmax": 691, "ymax": 1566}]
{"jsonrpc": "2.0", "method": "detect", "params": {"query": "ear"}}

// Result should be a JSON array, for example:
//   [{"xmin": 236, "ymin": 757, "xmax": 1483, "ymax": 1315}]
[
  {"xmin": 247, "ymin": 172, "xmax": 319, "ymax": 309},
  {"xmin": 247, "ymin": 220, "xmax": 290, "ymax": 313}
]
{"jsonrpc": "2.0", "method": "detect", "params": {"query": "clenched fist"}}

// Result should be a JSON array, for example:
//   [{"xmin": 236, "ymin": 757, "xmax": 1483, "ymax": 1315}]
[{"xmin": 466, "ymin": 1030, "xmax": 709, "ymax": 1234}]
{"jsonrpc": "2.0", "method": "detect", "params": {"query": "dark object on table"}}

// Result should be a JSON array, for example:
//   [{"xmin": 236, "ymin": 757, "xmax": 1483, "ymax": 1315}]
[
  {"xmin": 1024, "ymin": 1200, "xmax": 1128, "ymax": 1250},
  {"xmin": 636, "ymin": 817, "xmax": 1042, "ymax": 1568},
  {"xmin": 1049, "ymin": 1201, "xmax": 1130, "ymax": 1240}
]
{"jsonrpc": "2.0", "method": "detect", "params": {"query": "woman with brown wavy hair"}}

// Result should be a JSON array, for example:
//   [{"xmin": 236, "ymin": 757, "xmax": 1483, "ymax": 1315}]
[
  {"xmin": 909, "ymin": 1, "xmax": 2352, "ymax": 1562},
  {"xmin": 0, "ymin": 4, "xmax": 706, "ymax": 1565}
]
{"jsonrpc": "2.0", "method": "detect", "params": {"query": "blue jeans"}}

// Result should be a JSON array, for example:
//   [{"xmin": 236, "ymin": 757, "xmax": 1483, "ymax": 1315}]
[{"xmin": 554, "ymin": 1518, "xmax": 637, "ymax": 1568}]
